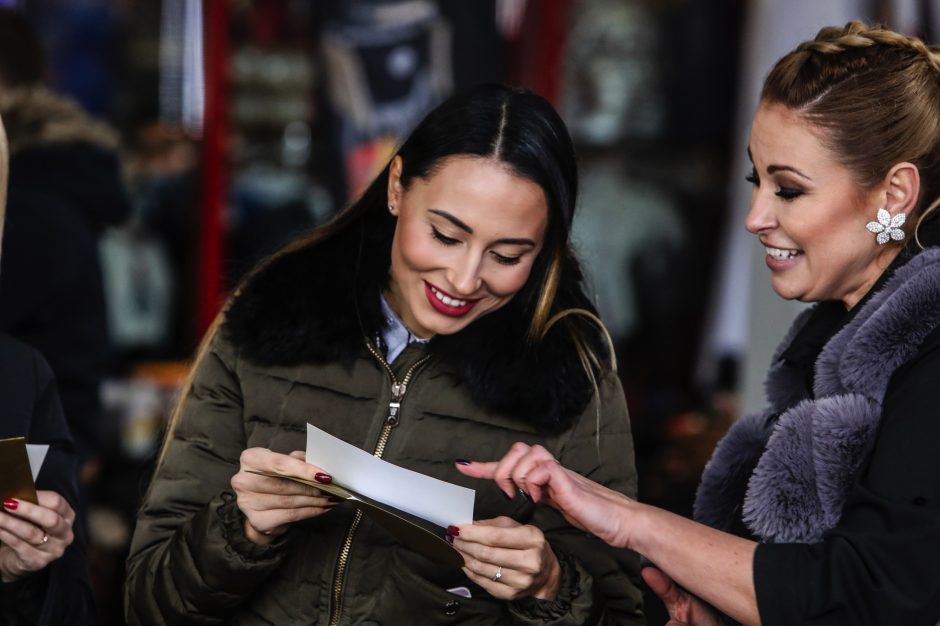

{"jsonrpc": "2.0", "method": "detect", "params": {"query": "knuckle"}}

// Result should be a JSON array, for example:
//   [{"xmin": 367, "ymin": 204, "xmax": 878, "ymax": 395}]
[
  {"xmin": 45, "ymin": 492, "xmax": 64, "ymax": 509},
  {"xmin": 510, "ymin": 442, "xmax": 530, "ymax": 454},
  {"xmin": 526, "ymin": 526, "xmax": 543, "ymax": 543},
  {"xmin": 230, "ymin": 473, "xmax": 247, "ymax": 492}
]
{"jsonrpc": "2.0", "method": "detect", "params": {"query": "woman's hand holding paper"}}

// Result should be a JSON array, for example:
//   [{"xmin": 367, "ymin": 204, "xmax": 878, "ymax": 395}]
[
  {"xmin": 231, "ymin": 448, "xmax": 338, "ymax": 545},
  {"xmin": 448, "ymin": 516, "xmax": 561, "ymax": 601},
  {"xmin": 0, "ymin": 490, "xmax": 75, "ymax": 582}
]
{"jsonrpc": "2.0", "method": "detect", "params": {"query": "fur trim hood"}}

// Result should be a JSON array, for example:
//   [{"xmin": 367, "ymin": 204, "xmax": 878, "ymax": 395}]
[
  {"xmin": 222, "ymin": 224, "xmax": 608, "ymax": 433},
  {"xmin": 0, "ymin": 86, "xmax": 119, "ymax": 155},
  {"xmin": 1, "ymin": 86, "xmax": 130, "ymax": 230},
  {"xmin": 695, "ymin": 247, "xmax": 940, "ymax": 543}
]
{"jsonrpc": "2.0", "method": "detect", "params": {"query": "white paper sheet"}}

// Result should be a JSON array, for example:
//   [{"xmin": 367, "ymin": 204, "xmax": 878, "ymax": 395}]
[
  {"xmin": 306, "ymin": 423, "xmax": 474, "ymax": 528},
  {"xmin": 25, "ymin": 444, "xmax": 48, "ymax": 482}
]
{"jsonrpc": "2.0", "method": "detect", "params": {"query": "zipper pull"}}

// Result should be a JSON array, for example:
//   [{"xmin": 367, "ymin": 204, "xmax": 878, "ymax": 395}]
[{"xmin": 386, "ymin": 382, "xmax": 406, "ymax": 426}]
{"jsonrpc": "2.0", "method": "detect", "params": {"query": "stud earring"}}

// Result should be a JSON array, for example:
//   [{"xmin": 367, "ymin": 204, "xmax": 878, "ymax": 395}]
[
  {"xmin": 866, "ymin": 207, "xmax": 905, "ymax": 245},
  {"xmin": 388, "ymin": 204, "xmax": 396, "ymax": 215}
]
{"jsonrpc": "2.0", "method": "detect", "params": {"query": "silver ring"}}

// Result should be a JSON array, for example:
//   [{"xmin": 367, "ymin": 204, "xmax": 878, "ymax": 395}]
[
  {"xmin": 39, "ymin": 534, "xmax": 49, "ymax": 546},
  {"xmin": 492, "ymin": 565, "xmax": 502, "ymax": 582}
]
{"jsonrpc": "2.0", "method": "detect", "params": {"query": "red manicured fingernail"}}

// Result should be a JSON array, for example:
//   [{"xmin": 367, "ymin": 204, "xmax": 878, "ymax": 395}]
[
  {"xmin": 3, "ymin": 499, "xmax": 18, "ymax": 510},
  {"xmin": 446, "ymin": 525, "xmax": 460, "ymax": 537},
  {"xmin": 314, "ymin": 472, "xmax": 332, "ymax": 484}
]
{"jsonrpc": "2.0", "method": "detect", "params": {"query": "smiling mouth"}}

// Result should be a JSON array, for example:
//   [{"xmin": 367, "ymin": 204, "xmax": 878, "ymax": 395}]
[
  {"xmin": 429, "ymin": 284, "xmax": 470, "ymax": 307},
  {"xmin": 424, "ymin": 282, "xmax": 480, "ymax": 317},
  {"xmin": 764, "ymin": 245, "xmax": 803, "ymax": 260}
]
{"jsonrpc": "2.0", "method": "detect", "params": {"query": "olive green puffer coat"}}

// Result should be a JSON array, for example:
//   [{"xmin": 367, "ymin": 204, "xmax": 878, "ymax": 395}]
[{"xmin": 125, "ymin": 235, "xmax": 644, "ymax": 625}]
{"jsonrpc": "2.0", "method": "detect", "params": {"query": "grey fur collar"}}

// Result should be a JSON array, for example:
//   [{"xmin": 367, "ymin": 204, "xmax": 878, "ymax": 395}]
[{"xmin": 695, "ymin": 247, "xmax": 940, "ymax": 543}]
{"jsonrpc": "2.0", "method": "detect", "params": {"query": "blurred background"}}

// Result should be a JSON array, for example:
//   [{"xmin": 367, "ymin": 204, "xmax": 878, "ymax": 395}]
[{"xmin": 0, "ymin": 0, "xmax": 935, "ymax": 623}]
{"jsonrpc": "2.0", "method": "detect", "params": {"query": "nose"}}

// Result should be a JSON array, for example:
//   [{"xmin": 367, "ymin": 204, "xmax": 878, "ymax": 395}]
[
  {"xmin": 744, "ymin": 189, "xmax": 777, "ymax": 235},
  {"xmin": 447, "ymin": 251, "xmax": 483, "ymax": 296}
]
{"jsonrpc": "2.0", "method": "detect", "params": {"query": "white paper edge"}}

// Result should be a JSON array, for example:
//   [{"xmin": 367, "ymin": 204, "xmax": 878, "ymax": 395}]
[
  {"xmin": 306, "ymin": 423, "xmax": 474, "ymax": 528},
  {"xmin": 25, "ymin": 444, "xmax": 49, "ymax": 482}
]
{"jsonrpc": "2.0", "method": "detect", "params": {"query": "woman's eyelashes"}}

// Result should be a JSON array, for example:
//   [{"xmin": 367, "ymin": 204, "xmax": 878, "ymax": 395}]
[
  {"xmin": 745, "ymin": 169, "xmax": 804, "ymax": 201},
  {"xmin": 429, "ymin": 226, "xmax": 522, "ymax": 266},
  {"xmin": 491, "ymin": 252, "xmax": 522, "ymax": 266},
  {"xmin": 430, "ymin": 226, "xmax": 460, "ymax": 246},
  {"xmin": 775, "ymin": 186, "xmax": 804, "ymax": 200}
]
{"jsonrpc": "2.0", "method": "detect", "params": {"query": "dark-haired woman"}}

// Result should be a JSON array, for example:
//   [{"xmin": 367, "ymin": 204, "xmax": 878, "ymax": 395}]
[{"xmin": 125, "ymin": 84, "xmax": 645, "ymax": 625}]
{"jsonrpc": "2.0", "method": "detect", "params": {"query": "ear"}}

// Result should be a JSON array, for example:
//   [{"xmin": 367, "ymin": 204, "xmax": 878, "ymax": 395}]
[
  {"xmin": 387, "ymin": 156, "xmax": 404, "ymax": 216},
  {"xmin": 881, "ymin": 162, "xmax": 919, "ymax": 219}
]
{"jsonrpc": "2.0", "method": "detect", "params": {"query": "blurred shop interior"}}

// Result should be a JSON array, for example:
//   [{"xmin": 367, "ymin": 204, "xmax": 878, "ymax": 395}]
[{"xmin": 0, "ymin": 0, "xmax": 935, "ymax": 623}]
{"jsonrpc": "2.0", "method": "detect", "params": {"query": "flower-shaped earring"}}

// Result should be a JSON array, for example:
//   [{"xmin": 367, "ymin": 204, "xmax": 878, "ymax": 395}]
[{"xmin": 865, "ymin": 208, "xmax": 906, "ymax": 245}]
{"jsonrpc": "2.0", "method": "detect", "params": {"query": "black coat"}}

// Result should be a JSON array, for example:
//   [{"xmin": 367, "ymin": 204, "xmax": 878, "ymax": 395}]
[
  {"xmin": 0, "ymin": 332, "xmax": 95, "ymax": 625},
  {"xmin": 0, "ymin": 138, "xmax": 130, "ymax": 461}
]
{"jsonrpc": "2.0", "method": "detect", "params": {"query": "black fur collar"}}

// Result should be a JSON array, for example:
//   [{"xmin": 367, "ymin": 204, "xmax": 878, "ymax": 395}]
[{"xmin": 223, "ymin": 224, "xmax": 603, "ymax": 433}]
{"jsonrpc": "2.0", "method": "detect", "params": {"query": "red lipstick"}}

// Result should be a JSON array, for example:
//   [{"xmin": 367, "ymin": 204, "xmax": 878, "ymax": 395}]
[{"xmin": 424, "ymin": 281, "xmax": 479, "ymax": 317}]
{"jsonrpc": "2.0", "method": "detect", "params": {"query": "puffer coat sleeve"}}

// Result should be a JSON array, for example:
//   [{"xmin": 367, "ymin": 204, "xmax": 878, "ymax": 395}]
[
  {"xmin": 509, "ymin": 371, "xmax": 645, "ymax": 625},
  {"xmin": 125, "ymin": 333, "xmax": 290, "ymax": 625}
]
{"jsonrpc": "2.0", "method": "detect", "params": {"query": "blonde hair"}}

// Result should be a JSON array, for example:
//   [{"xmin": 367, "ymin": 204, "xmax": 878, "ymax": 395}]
[
  {"xmin": 0, "ymin": 114, "xmax": 8, "ymax": 255},
  {"xmin": 762, "ymin": 21, "xmax": 940, "ymax": 242}
]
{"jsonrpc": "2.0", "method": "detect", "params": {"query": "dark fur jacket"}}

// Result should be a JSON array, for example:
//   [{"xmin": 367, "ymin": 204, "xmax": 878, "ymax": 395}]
[
  {"xmin": 223, "ymin": 222, "xmax": 609, "ymax": 434},
  {"xmin": 694, "ymin": 247, "xmax": 940, "ymax": 543}
]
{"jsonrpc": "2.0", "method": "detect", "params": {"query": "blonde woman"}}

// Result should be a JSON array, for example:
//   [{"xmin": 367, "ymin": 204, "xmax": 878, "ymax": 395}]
[
  {"xmin": 459, "ymin": 23, "xmax": 940, "ymax": 626},
  {"xmin": 0, "ymin": 116, "xmax": 93, "ymax": 624}
]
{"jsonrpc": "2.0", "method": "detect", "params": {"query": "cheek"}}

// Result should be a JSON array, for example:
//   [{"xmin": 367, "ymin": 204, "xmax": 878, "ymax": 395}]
[
  {"xmin": 393, "ymin": 225, "xmax": 438, "ymax": 275},
  {"xmin": 486, "ymin": 261, "xmax": 537, "ymax": 299}
]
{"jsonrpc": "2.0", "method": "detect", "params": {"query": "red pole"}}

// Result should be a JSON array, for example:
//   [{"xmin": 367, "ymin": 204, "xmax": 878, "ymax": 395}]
[
  {"xmin": 532, "ymin": 0, "xmax": 571, "ymax": 106},
  {"xmin": 197, "ymin": 0, "xmax": 229, "ymax": 338},
  {"xmin": 506, "ymin": 0, "xmax": 573, "ymax": 106}
]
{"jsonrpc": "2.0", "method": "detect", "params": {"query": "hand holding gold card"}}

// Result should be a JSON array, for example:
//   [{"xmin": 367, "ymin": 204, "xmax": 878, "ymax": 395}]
[{"xmin": 0, "ymin": 437, "xmax": 39, "ymax": 504}]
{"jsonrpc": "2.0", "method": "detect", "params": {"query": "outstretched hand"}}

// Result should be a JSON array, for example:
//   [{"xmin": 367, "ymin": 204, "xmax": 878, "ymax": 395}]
[
  {"xmin": 455, "ymin": 442, "xmax": 635, "ymax": 548},
  {"xmin": 642, "ymin": 566, "xmax": 722, "ymax": 626}
]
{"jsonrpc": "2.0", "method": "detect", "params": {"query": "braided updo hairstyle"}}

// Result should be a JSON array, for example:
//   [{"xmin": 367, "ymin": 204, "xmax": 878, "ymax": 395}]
[{"xmin": 762, "ymin": 21, "xmax": 940, "ymax": 242}]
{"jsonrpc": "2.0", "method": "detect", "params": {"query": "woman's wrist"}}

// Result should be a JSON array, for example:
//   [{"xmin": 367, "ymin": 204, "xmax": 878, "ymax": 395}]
[
  {"xmin": 243, "ymin": 518, "xmax": 275, "ymax": 546},
  {"xmin": 612, "ymin": 497, "xmax": 649, "ymax": 553}
]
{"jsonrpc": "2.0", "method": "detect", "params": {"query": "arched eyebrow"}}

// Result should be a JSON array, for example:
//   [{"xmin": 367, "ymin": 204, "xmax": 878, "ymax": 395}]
[
  {"xmin": 747, "ymin": 146, "xmax": 811, "ymax": 180},
  {"xmin": 429, "ymin": 209, "xmax": 537, "ymax": 247},
  {"xmin": 430, "ymin": 209, "xmax": 473, "ymax": 233}
]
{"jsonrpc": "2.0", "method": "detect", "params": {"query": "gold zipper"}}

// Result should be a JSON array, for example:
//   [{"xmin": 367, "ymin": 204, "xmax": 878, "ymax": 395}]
[{"xmin": 328, "ymin": 342, "xmax": 430, "ymax": 626}]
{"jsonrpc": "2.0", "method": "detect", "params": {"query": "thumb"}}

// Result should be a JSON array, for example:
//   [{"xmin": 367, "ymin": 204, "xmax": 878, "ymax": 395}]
[
  {"xmin": 455, "ymin": 460, "xmax": 498, "ymax": 479},
  {"xmin": 642, "ymin": 566, "xmax": 685, "ymax": 610}
]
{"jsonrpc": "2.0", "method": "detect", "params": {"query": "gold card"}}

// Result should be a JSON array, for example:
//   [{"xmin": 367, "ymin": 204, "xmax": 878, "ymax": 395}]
[
  {"xmin": 249, "ymin": 470, "xmax": 464, "ymax": 568},
  {"xmin": 0, "ymin": 437, "xmax": 38, "ymax": 504}
]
